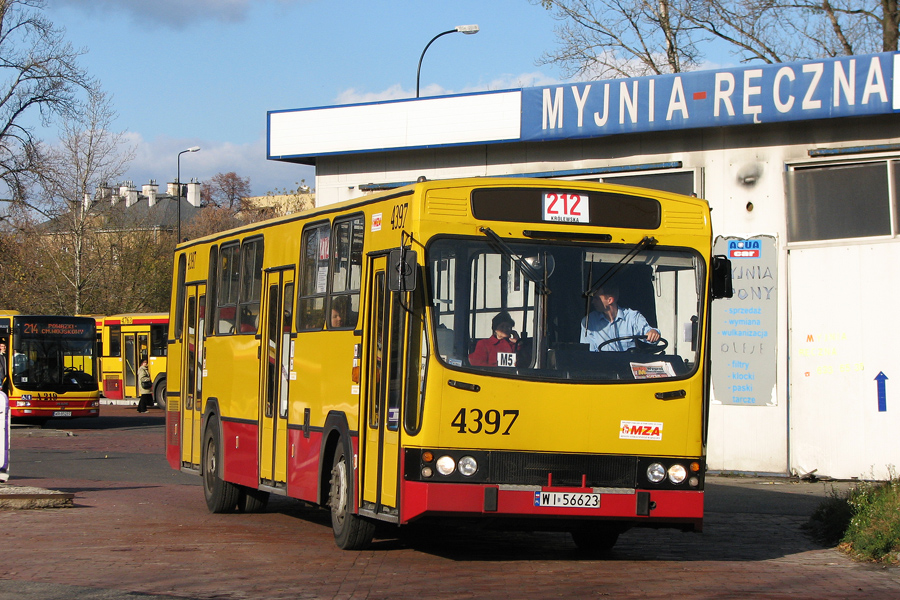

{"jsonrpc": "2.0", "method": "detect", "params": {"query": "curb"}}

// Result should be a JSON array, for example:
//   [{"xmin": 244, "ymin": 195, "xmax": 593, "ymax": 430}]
[{"xmin": 0, "ymin": 485, "xmax": 75, "ymax": 510}]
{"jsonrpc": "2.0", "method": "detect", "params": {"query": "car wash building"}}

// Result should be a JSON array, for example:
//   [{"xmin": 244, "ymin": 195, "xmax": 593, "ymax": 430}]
[{"xmin": 268, "ymin": 51, "xmax": 900, "ymax": 480}]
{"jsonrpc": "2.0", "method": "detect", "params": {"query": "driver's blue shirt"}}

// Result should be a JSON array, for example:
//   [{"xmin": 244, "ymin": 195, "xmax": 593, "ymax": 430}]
[{"xmin": 580, "ymin": 307, "xmax": 656, "ymax": 351}]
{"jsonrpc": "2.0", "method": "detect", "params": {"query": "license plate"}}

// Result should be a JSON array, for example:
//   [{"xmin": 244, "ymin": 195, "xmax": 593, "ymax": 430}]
[
  {"xmin": 52, "ymin": 411, "xmax": 72, "ymax": 417},
  {"xmin": 534, "ymin": 491, "xmax": 601, "ymax": 508}
]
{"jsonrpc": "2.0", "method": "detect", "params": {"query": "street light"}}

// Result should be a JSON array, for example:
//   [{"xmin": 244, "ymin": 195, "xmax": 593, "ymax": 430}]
[
  {"xmin": 416, "ymin": 24, "xmax": 479, "ymax": 98},
  {"xmin": 176, "ymin": 146, "xmax": 200, "ymax": 243}
]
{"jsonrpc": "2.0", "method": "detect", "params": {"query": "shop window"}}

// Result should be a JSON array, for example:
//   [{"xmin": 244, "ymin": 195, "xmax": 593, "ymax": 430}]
[{"xmin": 787, "ymin": 162, "xmax": 890, "ymax": 242}]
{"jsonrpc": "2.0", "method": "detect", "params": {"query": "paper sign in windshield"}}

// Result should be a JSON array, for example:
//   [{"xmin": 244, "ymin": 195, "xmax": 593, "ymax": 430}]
[{"xmin": 630, "ymin": 361, "xmax": 676, "ymax": 379}]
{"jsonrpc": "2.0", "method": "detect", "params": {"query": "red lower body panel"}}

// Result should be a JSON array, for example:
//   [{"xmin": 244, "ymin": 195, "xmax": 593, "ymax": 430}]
[{"xmin": 400, "ymin": 480, "xmax": 703, "ymax": 530}]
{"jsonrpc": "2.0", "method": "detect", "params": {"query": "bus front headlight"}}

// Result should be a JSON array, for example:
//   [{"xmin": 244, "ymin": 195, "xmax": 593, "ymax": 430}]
[
  {"xmin": 647, "ymin": 462, "xmax": 666, "ymax": 483},
  {"xmin": 668, "ymin": 464, "xmax": 687, "ymax": 484},
  {"xmin": 457, "ymin": 456, "xmax": 478, "ymax": 477},
  {"xmin": 436, "ymin": 455, "xmax": 456, "ymax": 476}
]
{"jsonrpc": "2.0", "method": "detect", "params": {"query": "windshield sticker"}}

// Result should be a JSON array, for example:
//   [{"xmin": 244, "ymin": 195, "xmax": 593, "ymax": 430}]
[
  {"xmin": 630, "ymin": 361, "xmax": 677, "ymax": 379},
  {"xmin": 620, "ymin": 420, "xmax": 664, "ymax": 441},
  {"xmin": 496, "ymin": 352, "xmax": 516, "ymax": 367}
]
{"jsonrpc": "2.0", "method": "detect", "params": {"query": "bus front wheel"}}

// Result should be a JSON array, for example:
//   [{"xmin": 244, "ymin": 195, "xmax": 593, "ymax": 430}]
[
  {"xmin": 328, "ymin": 448, "xmax": 375, "ymax": 550},
  {"xmin": 202, "ymin": 416, "xmax": 240, "ymax": 513}
]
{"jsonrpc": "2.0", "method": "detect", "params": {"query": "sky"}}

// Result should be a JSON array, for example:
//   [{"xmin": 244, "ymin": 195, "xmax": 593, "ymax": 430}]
[{"xmin": 40, "ymin": 0, "xmax": 566, "ymax": 196}]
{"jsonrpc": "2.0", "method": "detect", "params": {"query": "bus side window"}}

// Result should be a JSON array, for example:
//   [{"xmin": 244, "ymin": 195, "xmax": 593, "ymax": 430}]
[
  {"xmin": 298, "ymin": 223, "xmax": 330, "ymax": 331},
  {"xmin": 239, "ymin": 237, "xmax": 264, "ymax": 334},
  {"xmin": 329, "ymin": 215, "xmax": 364, "ymax": 329},
  {"xmin": 206, "ymin": 245, "xmax": 218, "ymax": 337},
  {"xmin": 216, "ymin": 243, "xmax": 241, "ymax": 334}
]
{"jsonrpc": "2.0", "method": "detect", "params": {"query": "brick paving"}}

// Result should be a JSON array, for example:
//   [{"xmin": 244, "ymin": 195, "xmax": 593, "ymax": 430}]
[{"xmin": 0, "ymin": 405, "xmax": 898, "ymax": 599}]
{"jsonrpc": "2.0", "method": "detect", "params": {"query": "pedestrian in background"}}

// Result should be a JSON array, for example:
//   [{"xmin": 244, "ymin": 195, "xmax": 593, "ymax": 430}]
[{"xmin": 137, "ymin": 358, "xmax": 152, "ymax": 413}]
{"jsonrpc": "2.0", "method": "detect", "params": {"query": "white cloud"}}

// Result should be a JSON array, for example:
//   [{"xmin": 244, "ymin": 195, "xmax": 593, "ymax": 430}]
[
  {"xmin": 120, "ymin": 132, "xmax": 313, "ymax": 195},
  {"xmin": 53, "ymin": 0, "xmax": 306, "ymax": 29},
  {"xmin": 334, "ymin": 71, "xmax": 560, "ymax": 105}
]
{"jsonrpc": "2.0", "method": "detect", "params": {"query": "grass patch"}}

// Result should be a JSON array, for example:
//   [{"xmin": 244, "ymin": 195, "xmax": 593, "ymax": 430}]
[{"xmin": 807, "ymin": 478, "xmax": 900, "ymax": 564}]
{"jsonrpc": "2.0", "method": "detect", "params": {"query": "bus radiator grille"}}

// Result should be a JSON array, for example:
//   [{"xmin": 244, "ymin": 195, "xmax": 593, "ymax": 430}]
[{"xmin": 487, "ymin": 452, "xmax": 637, "ymax": 488}]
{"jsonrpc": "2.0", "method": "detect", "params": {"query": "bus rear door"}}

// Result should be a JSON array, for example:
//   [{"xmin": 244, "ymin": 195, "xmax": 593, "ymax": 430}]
[{"xmin": 259, "ymin": 269, "xmax": 294, "ymax": 487}]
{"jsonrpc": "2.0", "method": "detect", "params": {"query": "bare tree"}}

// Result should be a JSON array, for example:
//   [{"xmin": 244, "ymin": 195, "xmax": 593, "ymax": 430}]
[
  {"xmin": 29, "ymin": 89, "xmax": 135, "ymax": 314},
  {"xmin": 202, "ymin": 171, "xmax": 251, "ymax": 211},
  {"xmin": 0, "ymin": 0, "xmax": 92, "ymax": 201},
  {"xmin": 536, "ymin": 0, "xmax": 899, "ymax": 78},
  {"xmin": 535, "ymin": 0, "xmax": 703, "ymax": 78}
]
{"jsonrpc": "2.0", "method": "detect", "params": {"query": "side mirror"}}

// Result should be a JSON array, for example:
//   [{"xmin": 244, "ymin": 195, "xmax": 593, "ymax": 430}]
[
  {"xmin": 388, "ymin": 248, "xmax": 417, "ymax": 292},
  {"xmin": 710, "ymin": 255, "xmax": 733, "ymax": 299}
]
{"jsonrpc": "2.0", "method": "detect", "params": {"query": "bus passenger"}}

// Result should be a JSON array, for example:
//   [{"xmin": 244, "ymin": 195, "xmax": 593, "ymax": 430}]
[
  {"xmin": 469, "ymin": 311, "xmax": 519, "ymax": 367},
  {"xmin": 581, "ymin": 283, "xmax": 659, "ymax": 352}
]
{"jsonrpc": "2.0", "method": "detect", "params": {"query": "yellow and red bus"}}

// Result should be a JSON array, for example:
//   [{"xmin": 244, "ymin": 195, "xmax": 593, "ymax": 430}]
[
  {"xmin": 166, "ymin": 177, "xmax": 732, "ymax": 551},
  {"xmin": 0, "ymin": 312, "xmax": 100, "ymax": 421},
  {"xmin": 97, "ymin": 313, "xmax": 168, "ymax": 407}
]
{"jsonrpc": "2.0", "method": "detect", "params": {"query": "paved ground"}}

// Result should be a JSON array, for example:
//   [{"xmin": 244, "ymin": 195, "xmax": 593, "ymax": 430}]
[{"xmin": 0, "ymin": 405, "xmax": 898, "ymax": 600}]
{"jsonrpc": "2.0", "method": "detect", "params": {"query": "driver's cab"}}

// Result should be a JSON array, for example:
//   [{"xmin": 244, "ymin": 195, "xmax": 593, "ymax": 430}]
[{"xmin": 428, "ymin": 238, "xmax": 704, "ymax": 383}]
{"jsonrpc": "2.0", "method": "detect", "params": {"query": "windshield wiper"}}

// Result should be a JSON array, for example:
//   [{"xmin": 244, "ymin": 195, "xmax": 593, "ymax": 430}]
[
  {"xmin": 479, "ymin": 227, "xmax": 549, "ymax": 295},
  {"xmin": 584, "ymin": 235, "xmax": 657, "ymax": 299}
]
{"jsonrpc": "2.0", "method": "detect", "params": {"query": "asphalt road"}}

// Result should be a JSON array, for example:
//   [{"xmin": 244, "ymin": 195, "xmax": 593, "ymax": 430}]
[{"xmin": 1, "ymin": 405, "xmax": 898, "ymax": 600}]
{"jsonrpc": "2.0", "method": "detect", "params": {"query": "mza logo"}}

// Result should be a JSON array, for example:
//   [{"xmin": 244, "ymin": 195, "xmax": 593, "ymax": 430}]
[
  {"xmin": 620, "ymin": 420, "xmax": 664, "ymax": 441},
  {"xmin": 728, "ymin": 239, "xmax": 760, "ymax": 259}
]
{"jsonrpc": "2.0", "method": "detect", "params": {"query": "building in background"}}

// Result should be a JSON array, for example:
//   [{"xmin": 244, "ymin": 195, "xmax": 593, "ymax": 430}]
[{"xmin": 267, "ymin": 51, "xmax": 900, "ymax": 480}]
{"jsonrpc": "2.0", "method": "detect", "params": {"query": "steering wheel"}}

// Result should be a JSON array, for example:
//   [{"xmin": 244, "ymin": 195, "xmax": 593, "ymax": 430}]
[{"xmin": 597, "ymin": 334, "xmax": 668, "ymax": 354}]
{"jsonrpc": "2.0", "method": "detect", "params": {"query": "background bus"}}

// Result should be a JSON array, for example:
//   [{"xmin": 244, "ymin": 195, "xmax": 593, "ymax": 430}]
[
  {"xmin": 0, "ymin": 311, "xmax": 100, "ymax": 421},
  {"xmin": 166, "ymin": 178, "xmax": 732, "ymax": 551},
  {"xmin": 98, "ymin": 313, "xmax": 168, "ymax": 408}
]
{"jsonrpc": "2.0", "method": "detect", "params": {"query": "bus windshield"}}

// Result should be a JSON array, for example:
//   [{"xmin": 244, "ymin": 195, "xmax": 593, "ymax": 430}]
[
  {"xmin": 428, "ymin": 237, "xmax": 704, "ymax": 382},
  {"xmin": 12, "ymin": 317, "xmax": 98, "ymax": 392}
]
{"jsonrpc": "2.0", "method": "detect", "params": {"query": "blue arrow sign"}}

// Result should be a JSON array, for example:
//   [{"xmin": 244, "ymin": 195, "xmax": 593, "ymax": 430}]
[{"xmin": 875, "ymin": 372, "xmax": 889, "ymax": 412}]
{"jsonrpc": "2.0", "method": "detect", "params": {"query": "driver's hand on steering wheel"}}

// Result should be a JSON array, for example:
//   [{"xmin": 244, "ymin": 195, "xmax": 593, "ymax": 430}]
[{"xmin": 645, "ymin": 329, "xmax": 661, "ymax": 343}]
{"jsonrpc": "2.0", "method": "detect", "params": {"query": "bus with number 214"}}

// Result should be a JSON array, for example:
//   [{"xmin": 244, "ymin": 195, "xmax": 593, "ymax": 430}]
[
  {"xmin": 166, "ymin": 177, "xmax": 733, "ymax": 552},
  {"xmin": 0, "ymin": 312, "xmax": 99, "ymax": 422}
]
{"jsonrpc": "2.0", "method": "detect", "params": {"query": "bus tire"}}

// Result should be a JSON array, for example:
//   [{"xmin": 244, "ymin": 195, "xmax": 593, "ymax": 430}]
[
  {"xmin": 237, "ymin": 486, "xmax": 270, "ymax": 513},
  {"xmin": 154, "ymin": 378, "xmax": 167, "ymax": 409},
  {"xmin": 328, "ymin": 447, "xmax": 375, "ymax": 550},
  {"xmin": 570, "ymin": 524, "xmax": 620, "ymax": 556},
  {"xmin": 202, "ymin": 416, "xmax": 240, "ymax": 513}
]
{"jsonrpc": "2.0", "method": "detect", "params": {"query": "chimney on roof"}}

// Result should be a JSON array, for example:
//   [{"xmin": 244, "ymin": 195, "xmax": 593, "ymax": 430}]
[
  {"xmin": 124, "ymin": 183, "xmax": 138, "ymax": 208},
  {"xmin": 143, "ymin": 181, "xmax": 159, "ymax": 207},
  {"xmin": 186, "ymin": 180, "xmax": 201, "ymax": 207}
]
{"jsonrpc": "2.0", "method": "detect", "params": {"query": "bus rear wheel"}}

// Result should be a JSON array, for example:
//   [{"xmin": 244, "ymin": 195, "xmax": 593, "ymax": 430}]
[
  {"xmin": 153, "ymin": 379, "xmax": 167, "ymax": 409},
  {"xmin": 328, "ymin": 448, "xmax": 375, "ymax": 550},
  {"xmin": 202, "ymin": 416, "xmax": 239, "ymax": 513}
]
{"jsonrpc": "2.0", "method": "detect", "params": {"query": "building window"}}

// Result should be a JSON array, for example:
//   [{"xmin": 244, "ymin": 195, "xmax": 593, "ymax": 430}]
[{"xmin": 787, "ymin": 161, "xmax": 892, "ymax": 242}]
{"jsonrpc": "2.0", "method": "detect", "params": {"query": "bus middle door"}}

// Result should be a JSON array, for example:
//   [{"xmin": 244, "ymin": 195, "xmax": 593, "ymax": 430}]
[
  {"xmin": 258, "ymin": 269, "xmax": 294, "ymax": 487},
  {"xmin": 180, "ymin": 284, "xmax": 206, "ymax": 468},
  {"xmin": 362, "ymin": 257, "xmax": 405, "ymax": 518}
]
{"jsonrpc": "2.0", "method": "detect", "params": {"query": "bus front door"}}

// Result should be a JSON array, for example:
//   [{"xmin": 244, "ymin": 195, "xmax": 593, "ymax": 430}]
[
  {"xmin": 259, "ymin": 269, "xmax": 294, "ymax": 487},
  {"xmin": 362, "ymin": 260, "xmax": 404, "ymax": 518},
  {"xmin": 180, "ymin": 284, "xmax": 206, "ymax": 468}
]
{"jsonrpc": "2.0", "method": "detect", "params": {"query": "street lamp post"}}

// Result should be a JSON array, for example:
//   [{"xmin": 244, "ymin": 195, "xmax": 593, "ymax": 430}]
[
  {"xmin": 176, "ymin": 146, "xmax": 200, "ymax": 243},
  {"xmin": 416, "ymin": 24, "xmax": 479, "ymax": 98}
]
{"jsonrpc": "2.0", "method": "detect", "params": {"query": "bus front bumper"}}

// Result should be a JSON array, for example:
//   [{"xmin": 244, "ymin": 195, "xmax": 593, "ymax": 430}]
[{"xmin": 399, "ymin": 480, "xmax": 703, "ymax": 531}]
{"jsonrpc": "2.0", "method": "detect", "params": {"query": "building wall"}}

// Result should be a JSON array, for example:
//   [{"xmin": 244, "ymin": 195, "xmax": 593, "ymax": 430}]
[{"xmin": 311, "ymin": 114, "xmax": 900, "ymax": 479}]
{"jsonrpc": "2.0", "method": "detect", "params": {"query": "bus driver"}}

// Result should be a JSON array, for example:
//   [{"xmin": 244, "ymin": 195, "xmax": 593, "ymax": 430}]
[{"xmin": 580, "ymin": 283, "xmax": 660, "ymax": 352}]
